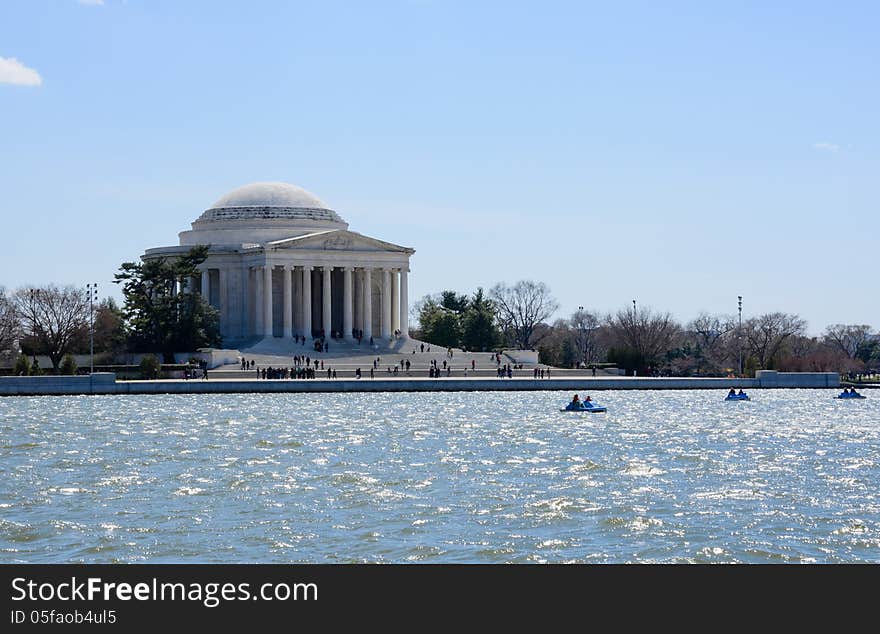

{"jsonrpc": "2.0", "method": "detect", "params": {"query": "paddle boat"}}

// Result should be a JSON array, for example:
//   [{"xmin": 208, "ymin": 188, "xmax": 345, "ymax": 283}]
[
  {"xmin": 560, "ymin": 395, "xmax": 607, "ymax": 413},
  {"xmin": 835, "ymin": 389, "xmax": 866, "ymax": 400},
  {"xmin": 560, "ymin": 402, "xmax": 607, "ymax": 413},
  {"xmin": 725, "ymin": 391, "xmax": 751, "ymax": 401}
]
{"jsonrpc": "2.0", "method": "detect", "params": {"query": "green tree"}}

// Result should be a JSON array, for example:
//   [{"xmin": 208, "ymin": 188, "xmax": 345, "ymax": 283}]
[
  {"xmin": 559, "ymin": 337, "xmax": 577, "ymax": 368},
  {"xmin": 13, "ymin": 354, "xmax": 30, "ymax": 376},
  {"xmin": 606, "ymin": 346, "xmax": 643, "ymax": 376},
  {"xmin": 440, "ymin": 290, "xmax": 469, "ymax": 314},
  {"xmin": 139, "ymin": 354, "xmax": 162, "ymax": 380},
  {"xmin": 417, "ymin": 296, "xmax": 461, "ymax": 348},
  {"xmin": 460, "ymin": 288, "xmax": 501, "ymax": 351},
  {"xmin": 114, "ymin": 246, "xmax": 221, "ymax": 362},
  {"xmin": 60, "ymin": 353, "xmax": 78, "ymax": 375},
  {"xmin": 93, "ymin": 298, "xmax": 127, "ymax": 359}
]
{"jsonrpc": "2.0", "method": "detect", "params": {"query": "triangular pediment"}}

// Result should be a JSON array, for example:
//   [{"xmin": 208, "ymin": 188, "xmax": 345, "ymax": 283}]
[{"xmin": 265, "ymin": 230, "xmax": 414, "ymax": 254}]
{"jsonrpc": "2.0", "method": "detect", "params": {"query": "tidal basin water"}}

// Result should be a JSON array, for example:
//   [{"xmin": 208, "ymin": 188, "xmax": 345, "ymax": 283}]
[{"xmin": 1, "ymin": 389, "xmax": 878, "ymax": 563}]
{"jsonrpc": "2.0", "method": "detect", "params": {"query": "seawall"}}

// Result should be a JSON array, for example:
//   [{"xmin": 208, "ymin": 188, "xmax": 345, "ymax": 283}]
[{"xmin": 0, "ymin": 371, "xmax": 840, "ymax": 396}]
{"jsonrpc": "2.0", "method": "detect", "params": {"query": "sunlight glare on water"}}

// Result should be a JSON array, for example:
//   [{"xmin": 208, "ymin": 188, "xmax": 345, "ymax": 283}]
[{"xmin": 1, "ymin": 390, "xmax": 878, "ymax": 563}]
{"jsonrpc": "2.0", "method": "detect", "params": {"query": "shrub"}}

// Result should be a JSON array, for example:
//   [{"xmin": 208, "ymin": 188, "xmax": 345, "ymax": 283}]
[
  {"xmin": 139, "ymin": 354, "xmax": 162, "ymax": 380},
  {"xmin": 13, "ymin": 354, "xmax": 30, "ymax": 376},
  {"xmin": 60, "ymin": 354, "xmax": 78, "ymax": 375}
]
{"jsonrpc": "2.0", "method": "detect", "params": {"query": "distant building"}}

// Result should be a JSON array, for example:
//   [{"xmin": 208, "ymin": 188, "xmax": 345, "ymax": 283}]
[{"xmin": 144, "ymin": 182, "xmax": 413, "ymax": 345}]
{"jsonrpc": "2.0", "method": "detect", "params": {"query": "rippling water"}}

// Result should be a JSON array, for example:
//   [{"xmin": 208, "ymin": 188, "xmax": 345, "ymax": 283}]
[{"xmin": 1, "ymin": 390, "xmax": 878, "ymax": 563}]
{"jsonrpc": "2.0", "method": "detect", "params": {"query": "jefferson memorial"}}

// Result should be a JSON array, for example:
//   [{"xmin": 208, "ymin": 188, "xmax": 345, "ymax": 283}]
[{"xmin": 144, "ymin": 182, "xmax": 414, "ymax": 347}]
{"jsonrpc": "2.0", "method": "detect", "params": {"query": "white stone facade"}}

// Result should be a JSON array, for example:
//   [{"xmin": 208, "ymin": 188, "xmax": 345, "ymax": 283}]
[{"xmin": 143, "ymin": 182, "xmax": 414, "ymax": 345}]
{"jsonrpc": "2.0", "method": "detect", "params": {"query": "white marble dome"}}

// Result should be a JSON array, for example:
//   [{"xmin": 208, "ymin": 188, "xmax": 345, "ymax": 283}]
[
  {"xmin": 181, "ymin": 181, "xmax": 348, "ymax": 245},
  {"xmin": 210, "ymin": 182, "xmax": 329, "ymax": 210}
]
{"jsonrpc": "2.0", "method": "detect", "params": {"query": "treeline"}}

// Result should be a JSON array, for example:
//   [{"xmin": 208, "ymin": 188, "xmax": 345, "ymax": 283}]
[
  {"xmin": 0, "ymin": 246, "xmax": 221, "ymax": 374},
  {"xmin": 0, "ymin": 285, "xmax": 127, "ymax": 374},
  {"xmin": 415, "ymin": 281, "xmax": 879, "ymax": 376},
  {"xmin": 414, "ymin": 280, "xmax": 560, "ymax": 352}
]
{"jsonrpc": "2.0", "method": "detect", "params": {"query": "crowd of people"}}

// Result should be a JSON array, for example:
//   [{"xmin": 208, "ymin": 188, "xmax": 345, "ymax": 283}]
[
  {"xmin": 256, "ymin": 365, "xmax": 324, "ymax": 380},
  {"xmin": 234, "ymin": 342, "xmax": 565, "ymax": 382}
]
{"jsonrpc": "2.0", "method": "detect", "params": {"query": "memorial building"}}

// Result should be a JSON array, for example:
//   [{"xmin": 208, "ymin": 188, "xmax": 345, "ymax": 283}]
[{"xmin": 144, "ymin": 182, "xmax": 414, "ymax": 346}]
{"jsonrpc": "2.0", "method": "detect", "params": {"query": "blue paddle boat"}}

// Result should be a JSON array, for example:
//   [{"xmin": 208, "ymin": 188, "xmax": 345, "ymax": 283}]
[
  {"xmin": 835, "ymin": 389, "xmax": 866, "ymax": 400},
  {"xmin": 560, "ymin": 396, "xmax": 606, "ymax": 413},
  {"xmin": 725, "ymin": 391, "xmax": 750, "ymax": 401},
  {"xmin": 560, "ymin": 403, "xmax": 607, "ymax": 413}
]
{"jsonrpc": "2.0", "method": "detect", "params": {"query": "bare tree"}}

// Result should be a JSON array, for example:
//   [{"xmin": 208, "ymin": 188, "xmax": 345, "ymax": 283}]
[
  {"xmin": 686, "ymin": 312, "xmax": 736, "ymax": 374},
  {"xmin": 823, "ymin": 324, "xmax": 873, "ymax": 359},
  {"xmin": 571, "ymin": 308, "xmax": 605, "ymax": 366},
  {"xmin": 490, "ymin": 280, "xmax": 559, "ymax": 349},
  {"xmin": 14, "ymin": 285, "xmax": 90, "ymax": 371},
  {"xmin": 606, "ymin": 305, "xmax": 681, "ymax": 371},
  {"xmin": 0, "ymin": 287, "xmax": 20, "ymax": 354},
  {"xmin": 743, "ymin": 312, "xmax": 807, "ymax": 370}
]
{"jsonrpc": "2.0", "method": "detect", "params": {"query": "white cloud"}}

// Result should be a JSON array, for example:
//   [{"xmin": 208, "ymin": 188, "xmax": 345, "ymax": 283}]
[
  {"xmin": 77, "ymin": 0, "xmax": 105, "ymax": 5},
  {"xmin": 813, "ymin": 142, "xmax": 840, "ymax": 153},
  {"xmin": 0, "ymin": 57, "xmax": 42, "ymax": 86}
]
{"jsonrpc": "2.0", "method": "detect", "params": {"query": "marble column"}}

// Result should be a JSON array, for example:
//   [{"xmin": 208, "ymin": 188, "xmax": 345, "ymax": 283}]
[
  {"xmin": 343, "ymin": 267, "xmax": 353, "ymax": 340},
  {"xmin": 263, "ymin": 264, "xmax": 273, "ymax": 337},
  {"xmin": 218, "ymin": 267, "xmax": 228, "ymax": 337},
  {"xmin": 201, "ymin": 269, "xmax": 210, "ymax": 300},
  {"xmin": 254, "ymin": 267, "xmax": 263, "ymax": 337},
  {"xmin": 322, "ymin": 266, "xmax": 332, "ymax": 338},
  {"xmin": 292, "ymin": 266, "xmax": 301, "ymax": 336},
  {"xmin": 391, "ymin": 269, "xmax": 400, "ymax": 334},
  {"xmin": 355, "ymin": 269, "xmax": 363, "ymax": 332},
  {"xmin": 301, "ymin": 266, "xmax": 312, "ymax": 338},
  {"xmin": 381, "ymin": 268, "xmax": 391, "ymax": 340},
  {"xmin": 363, "ymin": 268, "xmax": 372, "ymax": 340},
  {"xmin": 282, "ymin": 265, "xmax": 293, "ymax": 338},
  {"xmin": 400, "ymin": 268, "xmax": 409, "ymax": 338}
]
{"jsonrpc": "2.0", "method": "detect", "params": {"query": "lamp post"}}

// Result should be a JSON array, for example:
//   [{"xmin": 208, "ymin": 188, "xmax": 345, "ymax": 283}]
[
  {"xmin": 737, "ymin": 295, "xmax": 743, "ymax": 377},
  {"xmin": 28, "ymin": 288, "xmax": 38, "ymax": 368},
  {"xmin": 86, "ymin": 283, "xmax": 98, "ymax": 374},
  {"xmin": 578, "ymin": 306, "xmax": 585, "ymax": 367}
]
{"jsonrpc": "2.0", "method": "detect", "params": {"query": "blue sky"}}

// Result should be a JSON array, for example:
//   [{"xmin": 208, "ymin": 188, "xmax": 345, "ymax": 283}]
[{"xmin": 1, "ymin": 0, "xmax": 877, "ymax": 334}]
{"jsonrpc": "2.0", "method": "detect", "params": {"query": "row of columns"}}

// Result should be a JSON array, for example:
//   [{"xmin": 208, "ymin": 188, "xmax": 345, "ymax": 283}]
[{"xmin": 198, "ymin": 264, "xmax": 409, "ymax": 340}]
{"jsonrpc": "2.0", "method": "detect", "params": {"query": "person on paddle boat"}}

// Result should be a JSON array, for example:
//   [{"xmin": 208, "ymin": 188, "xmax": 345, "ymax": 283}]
[
  {"xmin": 569, "ymin": 394, "xmax": 581, "ymax": 408},
  {"xmin": 584, "ymin": 395, "xmax": 593, "ymax": 407},
  {"xmin": 728, "ymin": 388, "xmax": 736, "ymax": 397},
  {"xmin": 737, "ymin": 389, "xmax": 746, "ymax": 396}
]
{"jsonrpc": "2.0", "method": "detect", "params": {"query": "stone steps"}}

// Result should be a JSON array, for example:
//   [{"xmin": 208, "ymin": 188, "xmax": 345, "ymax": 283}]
[{"xmin": 209, "ymin": 367, "xmax": 612, "ymax": 380}]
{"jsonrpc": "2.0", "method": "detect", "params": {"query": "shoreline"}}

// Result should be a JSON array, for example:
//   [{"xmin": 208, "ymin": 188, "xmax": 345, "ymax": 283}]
[{"xmin": 0, "ymin": 371, "xmax": 841, "ymax": 396}]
